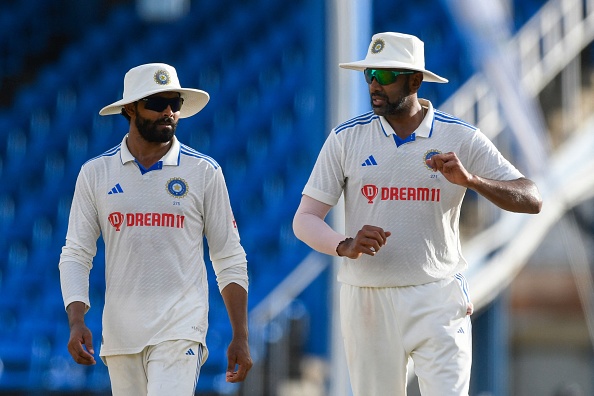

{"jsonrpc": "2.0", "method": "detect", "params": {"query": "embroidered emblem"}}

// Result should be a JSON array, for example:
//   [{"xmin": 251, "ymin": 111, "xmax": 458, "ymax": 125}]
[
  {"xmin": 423, "ymin": 149, "xmax": 442, "ymax": 169},
  {"xmin": 371, "ymin": 38, "xmax": 385, "ymax": 54},
  {"xmin": 154, "ymin": 69, "xmax": 171, "ymax": 85},
  {"xmin": 167, "ymin": 178, "xmax": 188, "ymax": 198}
]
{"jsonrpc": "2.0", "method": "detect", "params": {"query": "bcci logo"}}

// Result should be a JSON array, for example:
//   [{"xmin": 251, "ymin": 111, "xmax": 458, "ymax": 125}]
[
  {"xmin": 167, "ymin": 177, "xmax": 188, "ymax": 198},
  {"xmin": 423, "ymin": 149, "xmax": 442, "ymax": 169},
  {"xmin": 370, "ymin": 38, "xmax": 385, "ymax": 54},
  {"xmin": 361, "ymin": 184, "xmax": 379, "ymax": 204},
  {"xmin": 154, "ymin": 69, "xmax": 171, "ymax": 85}
]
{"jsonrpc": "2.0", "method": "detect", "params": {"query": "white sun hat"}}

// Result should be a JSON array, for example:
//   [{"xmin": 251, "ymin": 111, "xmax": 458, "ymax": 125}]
[
  {"xmin": 339, "ymin": 32, "xmax": 448, "ymax": 83},
  {"xmin": 99, "ymin": 63, "xmax": 210, "ymax": 118}
]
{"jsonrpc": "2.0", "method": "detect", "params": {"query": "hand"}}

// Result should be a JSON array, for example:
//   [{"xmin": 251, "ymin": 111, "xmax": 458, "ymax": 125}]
[
  {"xmin": 425, "ymin": 152, "xmax": 472, "ymax": 187},
  {"xmin": 67, "ymin": 321, "xmax": 96, "ymax": 365},
  {"xmin": 225, "ymin": 337, "xmax": 252, "ymax": 383},
  {"xmin": 466, "ymin": 302, "xmax": 474, "ymax": 316},
  {"xmin": 337, "ymin": 225, "xmax": 391, "ymax": 259}
]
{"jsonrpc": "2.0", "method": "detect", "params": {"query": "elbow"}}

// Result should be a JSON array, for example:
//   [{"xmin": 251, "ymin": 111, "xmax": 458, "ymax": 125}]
[
  {"xmin": 522, "ymin": 178, "xmax": 543, "ymax": 214},
  {"xmin": 530, "ymin": 196, "xmax": 543, "ymax": 214},
  {"xmin": 292, "ymin": 213, "xmax": 304, "ymax": 242},
  {"xmin": 529, "ymin": 184, "xmax": 543, "ymax": 214}
]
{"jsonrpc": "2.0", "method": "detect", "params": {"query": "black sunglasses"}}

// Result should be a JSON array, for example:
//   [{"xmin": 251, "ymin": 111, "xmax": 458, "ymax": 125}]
[
  {"xmin": 364, "ymin": 69, "xmax": 416, "ymax": 85},
  {"xmin": 139, "ymin": 96, "xmax": 184, "ymax": 112}
]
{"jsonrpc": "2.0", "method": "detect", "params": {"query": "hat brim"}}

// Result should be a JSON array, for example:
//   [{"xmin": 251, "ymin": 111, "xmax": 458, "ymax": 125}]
[
  {"xmin": 339, "ymin": 60, "xmax": 448, "ymax": 83},
  {"xmin": 99, "ymin": 87, "xmax": 210, "ymax": 118}
]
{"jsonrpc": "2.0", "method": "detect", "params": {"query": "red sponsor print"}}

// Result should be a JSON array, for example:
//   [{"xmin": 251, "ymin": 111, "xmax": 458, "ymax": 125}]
[
  {"xmin": 360, "ymin": 185, "xmax": 441, "ymax": 203},
  {"xmin": 108, "ymin": 212, "xmax": 185, "ymax": 231},
  {"xmin": 108, "ymin": 212, "xmax": 125, "ymax": 231},
  {"xmin": 361, "ymin": 184, "xmax": 379, "ymax": 204}
]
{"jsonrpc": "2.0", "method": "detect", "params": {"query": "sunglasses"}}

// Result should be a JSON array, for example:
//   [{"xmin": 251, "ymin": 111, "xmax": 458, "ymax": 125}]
[
  {"xmin": 139, "ymin": 96, "xmax": 184, "ymax": 112},
  {"xmin": 364, "ymin": 69, "xmax": 416, "ymax": 85}
]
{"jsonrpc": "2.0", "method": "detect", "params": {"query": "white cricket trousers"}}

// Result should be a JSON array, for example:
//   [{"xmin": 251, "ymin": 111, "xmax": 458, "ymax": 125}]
[
  {"xmin": 104, "ymin": 340, "xmax": 204, "ymax": 396},
  {"xmin": 340, "ymin": 275, "xmax": 472, "ymax": 396}
]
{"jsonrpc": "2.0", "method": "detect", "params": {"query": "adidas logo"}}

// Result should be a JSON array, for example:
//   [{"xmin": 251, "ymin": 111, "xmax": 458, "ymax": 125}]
[
  {"xmin": 457, "ymin": 327, "xmax": 465, "ymax": 334},
  {"xmin": 361, "ymin": 155, "xmax": 378, "ymax": 166},
  {"xmin": 186, "ymin": 348, "xmax": 195, "ymax": 356},
  {"xmin": 108, "ymin": 183, "xmax": 124, "ymax": 195}
]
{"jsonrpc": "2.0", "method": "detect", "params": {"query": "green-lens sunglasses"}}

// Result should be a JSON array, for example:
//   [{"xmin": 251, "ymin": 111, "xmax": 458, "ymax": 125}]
[{"xmin": 364, "ymin": 69, "xmax": 416, "ymax": 85}]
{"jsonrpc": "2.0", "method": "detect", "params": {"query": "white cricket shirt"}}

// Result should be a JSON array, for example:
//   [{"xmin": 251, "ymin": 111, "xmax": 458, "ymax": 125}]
[
  {"xmin": 303, "ymin": 99, "xmax": 523, "ymax": 287},
  {"xmin": 59, "ymin": 135, "xmax": 247, "ymax": 357}
]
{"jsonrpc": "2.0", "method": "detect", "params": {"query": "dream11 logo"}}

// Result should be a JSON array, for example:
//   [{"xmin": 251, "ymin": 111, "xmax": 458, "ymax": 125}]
[
  {"xmin": 108, "ymin": 212, "xmax": 125, "ymax": 231},
  {"xmin": 361, "ymin": 184, "xmax": 379, "ymax": 204}
]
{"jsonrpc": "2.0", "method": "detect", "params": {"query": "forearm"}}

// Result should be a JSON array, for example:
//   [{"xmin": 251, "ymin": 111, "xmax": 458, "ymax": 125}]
[
  {"xmin": 467, "ymin": 176, "xmax": 542, "ymax": 214},
  {"xmin": 221, "ymin": 283, "xmax": 249, "ymax": 340},
  {"xmin": 293, "ymin": 211, "xmax": 345, "ymax": 256}
]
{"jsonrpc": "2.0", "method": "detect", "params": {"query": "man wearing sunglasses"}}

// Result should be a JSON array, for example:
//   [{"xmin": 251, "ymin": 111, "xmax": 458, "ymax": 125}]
[
  {"xmin": 59, "ymin": 63, "xmax": 252, "ymax": 395},
  {"xmin": 294, "ymin": 32, "xmax": 542, "ymax": 395}
]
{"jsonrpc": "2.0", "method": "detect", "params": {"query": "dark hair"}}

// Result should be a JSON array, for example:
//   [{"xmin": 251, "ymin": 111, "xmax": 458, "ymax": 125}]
[
  {"xmin": 120, "ymin": 108, "xmax": 131, "ymax": 122},
  {"xmin": 120, "ymin": 102, "xmax": 137, "ymax": 122}
]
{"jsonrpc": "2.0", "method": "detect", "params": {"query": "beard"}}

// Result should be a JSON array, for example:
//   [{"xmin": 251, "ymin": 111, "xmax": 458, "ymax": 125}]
[
  {"xmin": 370, "ymin": 80, "xmax": 412, "ymax": 117},
  {"xmin": 135, "ymin": 114, "xmax": 177, "ymax": 143}
]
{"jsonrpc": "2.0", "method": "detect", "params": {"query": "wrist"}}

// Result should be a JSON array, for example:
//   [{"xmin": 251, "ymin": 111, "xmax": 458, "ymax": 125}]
[{"xmin": 336, "ymin": 237, "xmax": 353, "ymax": 257}]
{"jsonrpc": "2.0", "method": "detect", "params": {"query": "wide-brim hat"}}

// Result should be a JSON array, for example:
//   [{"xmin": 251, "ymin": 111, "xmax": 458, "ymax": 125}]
[
  {"xmin": 99, "ymin": 63, "xmax": 210, "ymax": 118},
  {"xmin": 339, "ymin": 32, "xmax": 448, "ymax": 83}
]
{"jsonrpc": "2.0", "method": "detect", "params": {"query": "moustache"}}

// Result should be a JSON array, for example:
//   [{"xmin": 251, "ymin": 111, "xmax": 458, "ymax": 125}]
[
  {"xmin": 158, "ymin": 117, "xmax": 175, "ymax": 125},
  {"xmin": 371, "ymin": 93, "xmax": 388, "ymax": 100}
]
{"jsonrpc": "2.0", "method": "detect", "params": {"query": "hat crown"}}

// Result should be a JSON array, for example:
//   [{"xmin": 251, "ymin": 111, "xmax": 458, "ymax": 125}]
[
  {"xmin": 122, "ymin": 63, "xmax": 182, "ymax": 99},
  {"xmin": 367, "ymin": 32, "xmax": 425, "ymax": 69},
  {"xmin": 338, "ymin": 32, "xmax": 447, "ymax": 83},
  {"xmin": 99, "ymin": 62, "xmax": 210, "ymax": 118}
]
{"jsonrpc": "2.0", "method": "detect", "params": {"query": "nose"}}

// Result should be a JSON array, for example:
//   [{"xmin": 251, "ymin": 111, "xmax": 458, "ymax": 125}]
[
  {"xmin": 162, "ymin": 105, "xmax": 174, "ymax": 115},
  {"xmin": 369, "ymin": 77, "xmax": 382, "ymax": 90}
]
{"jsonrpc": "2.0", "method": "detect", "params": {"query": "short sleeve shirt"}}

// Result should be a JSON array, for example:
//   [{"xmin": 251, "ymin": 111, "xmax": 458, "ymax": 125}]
[{"xmin": 303, "ymin": 99, "xmax": 523, "ymax": 287}]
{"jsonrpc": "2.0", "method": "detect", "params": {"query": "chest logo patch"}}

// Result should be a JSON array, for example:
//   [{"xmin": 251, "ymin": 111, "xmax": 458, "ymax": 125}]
[
  {"xmin": 423, "ymin": 149, "xmax": 442, "ymax": 169},
  {"xmin": 167, "ymin": 178, "xmax": 189, "ymax": 198},
  {"xmin": 361, "ymin": 184, "xmax": 379, "ymax": 204}
]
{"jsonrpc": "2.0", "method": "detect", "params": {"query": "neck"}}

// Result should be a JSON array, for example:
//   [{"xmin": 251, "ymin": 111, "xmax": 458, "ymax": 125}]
[
  {"xmin": 126, "ymin": 131, "xmax": 173, "ymax": 169},
  {"xmin": 384, "ymin": 104, "xmax": 425, "ymax": 139}
]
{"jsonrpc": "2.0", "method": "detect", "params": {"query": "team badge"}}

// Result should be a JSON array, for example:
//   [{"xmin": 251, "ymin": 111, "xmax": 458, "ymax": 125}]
[
  {"xmin": 154, "ymin": 69, "xmax": 171, "ymax": 85},
  {"xmin": 423, "ymin": 149, "xmax": 442, "ymax": 169},
  {"xmin": 167, "ymin": 178, "xmax": 188, "ymax": 198},
  {"xmin": 370, "ymin": 38, "xmax": 385, "ymax": 54}
]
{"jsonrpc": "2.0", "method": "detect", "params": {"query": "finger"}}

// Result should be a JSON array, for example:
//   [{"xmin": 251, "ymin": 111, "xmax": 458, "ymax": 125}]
[
  {"xmin": 68, "ymin": 338, "xmax": 96, "ymax": 365},
  {"xmin": 78, "ymin": 352, "xmax": 96, "ymax": 365},
  {"xmin": 83, "ymin": 333, "xmax": 94, "ymax": 355},
  {"xmin": 364, "ymin": 238, "xmax": 382, "ymax": 252},
  {"xmin": 226, "ymin": 370, "xmax": 239, "ymax": 383},
  {"xmin": 70, "ymin": 347, "xmax": 96, "ymax": 365},
  {"xmin": 361, "ymin": 226, "xmax": 389, "ymax": 245},
  {"xmin": 360, "ymin": 243, "xmax": 380, "ymax": 256},
  {"xmin": 227, "ymin": 364, "xmax": 249, "ymax": 382},
  {"xmin": 235, "ymin": 364, "xmax": 249, "ymax": 381}
]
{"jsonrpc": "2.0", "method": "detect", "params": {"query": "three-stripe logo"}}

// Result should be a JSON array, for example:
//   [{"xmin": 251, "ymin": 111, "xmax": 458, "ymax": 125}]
[
  {"xmin": 361, "ymin": 155, "xmax": 377, "ymax": 166},
  {"xmin": 108, "ymin": 183, "xmax": 124, "ymax": 195}
]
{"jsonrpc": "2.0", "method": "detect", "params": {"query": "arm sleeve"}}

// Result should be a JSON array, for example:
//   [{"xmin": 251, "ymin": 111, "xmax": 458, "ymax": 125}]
[
  {"xmin": 302, "ymin": 130, "xmax": 346, "ymax": 206},
  {"xmin": 202, "ymin": 166, "xmax": 248, "ymax": 287},
  {"xmin": 293, "ymin": 195, "xmax": 345, "ymax": 256},
  {"xmin": 466, "ymin": 129, "xmax": 524, "ymax": 180},
  {"xmin": 215, "ymin": 262, "xmax": 249, "ymax": 293},
  {"xmin": 58, "ymin": 167, "xmax": 100, "ymax": 311},
  {"xmin": 59, "ymin": 261, "xmax": 91, "ymax": 312}
]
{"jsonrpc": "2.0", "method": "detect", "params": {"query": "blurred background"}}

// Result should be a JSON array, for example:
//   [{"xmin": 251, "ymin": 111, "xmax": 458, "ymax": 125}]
[{"xmin": 0, "ymin": 0, "xmax": 593, "ymax": 395}]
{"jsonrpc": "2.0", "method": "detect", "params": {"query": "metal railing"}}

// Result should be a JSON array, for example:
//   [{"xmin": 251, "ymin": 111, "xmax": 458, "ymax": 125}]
[{"xmin": 442, "ymin": 0, "xmax": 594, "ymax": 141}]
